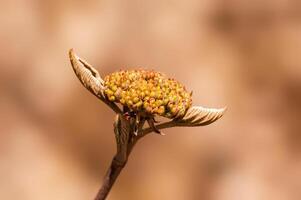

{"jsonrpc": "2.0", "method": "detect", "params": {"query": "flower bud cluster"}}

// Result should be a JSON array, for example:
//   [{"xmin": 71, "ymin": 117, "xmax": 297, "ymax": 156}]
[{"xmin": 103, "ymin": 69, "xmax": 192, "ymax": 118}]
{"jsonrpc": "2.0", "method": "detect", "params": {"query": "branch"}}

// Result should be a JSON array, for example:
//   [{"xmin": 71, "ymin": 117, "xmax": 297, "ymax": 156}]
[
  {"xmin": 94, "ymin": 115, "xmax": 144, "ymax": 200},
  {"xmin": 94, "ymin": 155, "xmax": 127, "ymax": 200}
]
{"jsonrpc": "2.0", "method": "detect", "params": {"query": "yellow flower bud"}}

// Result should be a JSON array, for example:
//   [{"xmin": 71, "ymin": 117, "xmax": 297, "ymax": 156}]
[
  {"xmin": 111, "ymin": 85, "xmax": 117, "ymax": 92},
  {"xmin": 150, "ymin": 91, "xmax": 156, "ymax": 98},
  {"xmin": 133, "ymin": 96, "xmax": 140, "ymax": 103},
  {"xmin": 105, "ymin": 89, "xmax": 114, "ymax": 96},
  {"xmin": 127, "ymin": 100, "xmax": 133, "ymax": 106},
  {"xmin": 109, "ymin": 96, "xmax": 115, "ymax": 101},
  {"xmin": 134, "ymin": 101, "xmax": 143, "ymax": 108},
  {"xmin": 120, "ymin": 98, "xmax": 126, "ymax": 104},
  {"xmin": 157, "ymin": 106, "xmax": 165, "ymax": 115},
  {"xmin": 143, "ymin": 102, "xmax": 149, "ymax": 109}
]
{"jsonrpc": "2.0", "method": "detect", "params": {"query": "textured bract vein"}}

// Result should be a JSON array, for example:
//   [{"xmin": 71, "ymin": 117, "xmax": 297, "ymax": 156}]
[{"xmin": 103, "ymin": 69, "xmax": 192, "ymax": 118}]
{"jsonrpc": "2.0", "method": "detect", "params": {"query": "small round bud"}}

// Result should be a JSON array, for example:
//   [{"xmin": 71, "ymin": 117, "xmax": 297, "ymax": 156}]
[
  {"xmin": 150, "ymin": 91, "xmax": 156, "ymax": 98},
  {"xmin": 134, "ymin": 101, "xmax": 143, "ymax": 108},
  {"xmin": 126, "ymin": 100, "xmax": 133, "ymax": 106},
  {"xmin": 157, "ymin": 106, "xmax": 165, "ymax": 115},
  {"xmin": 111, "ymin": 85, "xmax": 117, "ymax": 92},
  {"xmin": 105, "ymin": 89, "xmax": 114, "ymax": 96},
  {"xmin": 133, "ymin": 96, "xmax": 140, "ymax": 103},
  {"xmin": 109, "ymin": 96, "xmax": 115, "ymax": 101},
  {"xmin": 120, "ymin": 98, "xmax": 126, "ymax": 104}
]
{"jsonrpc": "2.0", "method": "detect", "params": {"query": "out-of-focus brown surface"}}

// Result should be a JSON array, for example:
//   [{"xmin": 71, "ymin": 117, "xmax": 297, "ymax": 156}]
[{"xmin": 1, "ymin": 1, "xmax": 301, "ymax": 199}]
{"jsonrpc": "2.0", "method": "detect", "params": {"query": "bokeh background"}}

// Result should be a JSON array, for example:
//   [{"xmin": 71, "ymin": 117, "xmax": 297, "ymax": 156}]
[{"xmin": 1, "ymin": 0, "xmax": 301, "ymax": 199}]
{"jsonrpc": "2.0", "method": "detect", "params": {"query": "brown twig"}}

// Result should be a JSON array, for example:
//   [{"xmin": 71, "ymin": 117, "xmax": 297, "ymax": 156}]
[
  {"xmin": 94, "ymin": 155, "xmax": 127, "ymax": 200},
  {"xmin": 94, "ymin": 115, "xmax": 141, "ymax": 200}
]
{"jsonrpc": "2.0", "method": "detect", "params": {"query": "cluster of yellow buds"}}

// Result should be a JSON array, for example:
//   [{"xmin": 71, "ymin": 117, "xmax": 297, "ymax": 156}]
[{"xmin": 103, "ymin": 69, "xmax": 192, "ymax": 118}]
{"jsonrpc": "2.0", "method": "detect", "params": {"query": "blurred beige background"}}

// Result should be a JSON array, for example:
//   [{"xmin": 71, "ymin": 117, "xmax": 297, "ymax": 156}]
[{"xmin": 1, "ymin": 0, "xmax": 301, "ymax": 199}]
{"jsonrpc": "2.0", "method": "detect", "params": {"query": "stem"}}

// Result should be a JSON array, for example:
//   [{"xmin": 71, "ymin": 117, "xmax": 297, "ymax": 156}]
[
  {"xmin": 94, "ymin": 143, "xmax": 138, "ymax": 200},
  {"xmin": 94, "ymin": 155, "xmax": 127, "ymax": 200},
  {"xmin": 93, "ymin": 114, "xmax": 179, "ymax": 199},
  {"xmin": 94, "ymin": 115, "xmax": 140, "ymax": 200}
]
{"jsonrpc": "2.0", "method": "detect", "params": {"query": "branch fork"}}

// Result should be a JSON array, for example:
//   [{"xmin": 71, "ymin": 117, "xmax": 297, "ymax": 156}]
[{"xmin": 68, "ymin": 49, "xmax": 226, "ymax": 200}]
